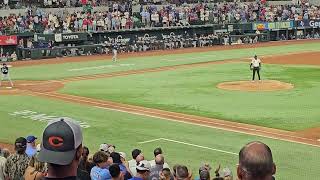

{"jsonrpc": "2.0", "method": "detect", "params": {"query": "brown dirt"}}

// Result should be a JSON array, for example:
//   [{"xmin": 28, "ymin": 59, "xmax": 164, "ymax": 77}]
[
  {"xmin": 1, "ymin": 40, "xmax": 320, "ymax": 147},
  {"xmin": 217, "ymin": 80, "xmax": 294, "ymax": 92},
  {"xmin": 296, "ymin": 127, "xmax": 320, "ymax": 140},
  {"xmin": 0, "ymin": 142, "xmax": 14, "ymax": 153},
  {"xmin": 263, "ymin": 51, "xmax": 320, "ymax": 65},
  {"xmin": 7, "ymin": 39, "xmax": 320, "ymax": 68}
]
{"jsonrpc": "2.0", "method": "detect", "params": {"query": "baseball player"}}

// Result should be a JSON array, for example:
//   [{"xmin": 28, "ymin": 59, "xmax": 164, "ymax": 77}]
[
  {"xmin": 250, "ymin": 55, "xmax": 261, "ymax": 81},
  {"xmin": 0, "ymin": 63, "xmax": 14, "ymax": 87},
  {"xmin": 112, "ymin": 43, "xmax": 118, "ymax": 62}
]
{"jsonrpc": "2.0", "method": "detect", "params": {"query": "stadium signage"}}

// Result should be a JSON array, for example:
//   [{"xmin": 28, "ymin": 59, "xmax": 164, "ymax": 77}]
[
  {"xmin": 9, "ymin": 110, "xmax": 90, "ymax": 128},
  {"xmin": 0, "ymin": 35, "xmax": 17, "ymax": 46},
  {"xmin": 252, "ymin": 21, "xmax": 293, "ymax": 30},
  {"xmin": 298, "ymin": 20, "xmax": 320, "ymax": 28}
]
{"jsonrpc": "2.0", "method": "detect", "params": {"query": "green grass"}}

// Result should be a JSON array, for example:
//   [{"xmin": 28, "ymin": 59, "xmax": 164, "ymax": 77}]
[
  {"xmin": 0, "ymin": 95, "xmax": 319, "ymax": 180},
  {"xmin": 12, "ymin": 42, "xmax": 320, "ymax": 80},
  {"xmin": 61, "ymin": 63, "xmax": 320, "ymax": 131}
]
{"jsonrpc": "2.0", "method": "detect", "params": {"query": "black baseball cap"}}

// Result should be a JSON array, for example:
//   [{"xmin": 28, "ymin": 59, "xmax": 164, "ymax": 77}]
[
  {"xmin": 15, "ymin": 137, "xmax": 27, "ymax": 149},
  {"xmin": 38, "ymin": 118, "xmax": 83, "ymax": 165}
]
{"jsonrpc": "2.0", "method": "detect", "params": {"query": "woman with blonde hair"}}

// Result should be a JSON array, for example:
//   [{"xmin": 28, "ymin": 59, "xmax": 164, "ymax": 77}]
[{"xmin": 24, "ymin": 154, "xmax": 47, "ymax": 180}]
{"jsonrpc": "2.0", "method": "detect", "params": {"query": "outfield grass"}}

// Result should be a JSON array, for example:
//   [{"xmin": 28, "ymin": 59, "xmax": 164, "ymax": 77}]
[
  {"xmin": 12, "ymin": 42, "xmax": 320, "ymax": 80},
  {"xmin": 0, "ymin": 95, "xmax": 319, "ymax": 180},
  {"xmin": 61, "ymin": 63, "xmax": 320, "ymax": 131}
]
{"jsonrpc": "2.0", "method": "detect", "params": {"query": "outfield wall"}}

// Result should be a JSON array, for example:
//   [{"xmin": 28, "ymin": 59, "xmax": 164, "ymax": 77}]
[{"xmin": 1, "ymin": 21, "xmax": 319, "ymax": 60}]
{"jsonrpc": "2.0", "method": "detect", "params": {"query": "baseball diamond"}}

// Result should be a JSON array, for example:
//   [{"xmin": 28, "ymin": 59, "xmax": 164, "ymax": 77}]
[{"xmin": 1, "ymin": 1, "xmax": 320, "ymax": 180}]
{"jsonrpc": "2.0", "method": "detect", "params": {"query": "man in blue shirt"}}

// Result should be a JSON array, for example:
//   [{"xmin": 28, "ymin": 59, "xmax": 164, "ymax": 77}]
[
  {"xmin": 25, "ymin": 135, "xmax": 37, "ymax": 157},
  {"xmin": 91, "ymin": 151, "xmax": 112, "ymax": 180},
  {"xmin": 129, "ymin": 160, "xmax": 150, "ymax": 180}
]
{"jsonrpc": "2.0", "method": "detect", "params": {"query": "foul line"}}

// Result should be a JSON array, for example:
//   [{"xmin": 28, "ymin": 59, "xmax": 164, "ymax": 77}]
[
  {"xmin": 29, "ymin": 92, "xmax": 320, "ymax": 148},
  {"xmin": 138, "ymin": 138, "xmax": 237, "ymax": 155}
]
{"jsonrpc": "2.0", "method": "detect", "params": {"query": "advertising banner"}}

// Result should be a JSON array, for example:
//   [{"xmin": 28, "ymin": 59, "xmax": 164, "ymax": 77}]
[{"xmin": 0, "ymin": 35, "xmax": 17, "ymax": 45}]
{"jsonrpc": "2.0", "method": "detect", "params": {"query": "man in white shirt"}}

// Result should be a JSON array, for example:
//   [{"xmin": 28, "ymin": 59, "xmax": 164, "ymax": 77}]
[
  {"xmin": 128, "ymin": 149, "xmax": 144, "ymax": 176},
  {"xmin": 149, "ymin": 147, "xmax": 170, "ymax": 169},
  {"xmin": 250, "ymin": 55, "xmax": 261, "ymax": 81}
]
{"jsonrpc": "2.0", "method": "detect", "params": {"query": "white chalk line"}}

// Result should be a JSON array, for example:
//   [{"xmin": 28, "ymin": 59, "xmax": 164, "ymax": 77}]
[
  {"xmin": 34, "ymin": 92, "xmax": 315, "ymax": 142},
  {"xmin": 91, "ymin": 105, "xmax": 320, "ymax": 148},
  {"xmin": 138, "ymin": 137, "xmax": 237, "ymax": 155},
  {"xmin": 68, "ymin": 64, "xmax": 135, "ymax": 71}
]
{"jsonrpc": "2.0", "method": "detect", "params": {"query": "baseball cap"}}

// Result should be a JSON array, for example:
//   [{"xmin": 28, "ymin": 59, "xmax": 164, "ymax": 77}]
[
  {"xmin": 99, "ymin": 143, "xmax": 109, "ymax": 152},
  {"xmin": 15, "ymin": 137, "xmax": 27, "ymax": 149},
  {"xmin": 26, "ymin": 135, "xmax": 37, "ymax": 143},
  {"xmin": 222, "ymin": 168, "xmax": 232, "ymax": 177},
  {"xmin": 136, "ymin": 160, "xmax": 151, "ymax": 171},
  {"xmin": 119, "ymin": 152, "xmax": 126, "ymax": 159},
  {"xmin": 38, "ymin": 118, "xmax": 83, "ymax": 165}
]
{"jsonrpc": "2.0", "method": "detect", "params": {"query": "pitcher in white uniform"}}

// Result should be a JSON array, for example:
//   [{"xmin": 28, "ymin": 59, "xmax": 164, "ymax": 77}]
[{"xmin": 250, "ymin": 55, "xmax": 261, "ymax": 81}]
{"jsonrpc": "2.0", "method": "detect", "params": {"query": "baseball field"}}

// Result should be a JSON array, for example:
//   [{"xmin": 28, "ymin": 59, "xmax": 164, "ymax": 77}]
[{"xmin": 1, "ymin": 40, "xmax": 320, "ymax": 179}]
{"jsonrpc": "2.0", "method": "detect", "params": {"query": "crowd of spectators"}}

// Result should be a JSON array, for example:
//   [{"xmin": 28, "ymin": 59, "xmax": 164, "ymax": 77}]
[
  {"xmin": 0, "ymin": 118, "xmax": 277, "ymax": 180},
  {"xmin": 0, "ymin": 1, "xmax": 320, "ymax": 34}
]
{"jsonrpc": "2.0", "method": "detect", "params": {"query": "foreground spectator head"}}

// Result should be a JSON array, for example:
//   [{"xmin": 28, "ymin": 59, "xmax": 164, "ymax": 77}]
[
  {"xmin": 93, "ymin": 151, "xmax": 109, "ymax": 168},
  {"xmin": 119, "ymin": 152, "xmax": 126, "ymax": 161},
  {"xmin": 15, "ymin": 137, "xmax": 27, "ymax": 154},
  {"xmin": 91, "ymin": 151, "xmax": 112, "ymax": 179},
  {"xmin": 199, "ymin": 170, "xmax": 210, "ymax": 180},
  {"xmin": 222, "ymin": 167, "xmax": 233, "ymax": 180},
  {"xmin": 155, "ymin": 154, "xmax": 164, "ymax": 165},
  {"xmin": 38, "ymin": 118, "xmax": 83, "ymax": 179},
  {"xmin": 82, "ymin": 146, "xmax": 90, "ymax": 160},
  {"xmin": 1, "ymin": 148, "xmax": 10, "ymax": 158},
  {"xmin": 173, "ymin": 165, "xmax": 192, "ymax": 180},
  {"xmin": 110, "ymin": 152, "xmax": 122, "ymax": 164},
  {"xmin": 237, "ymin": 141, "xmax": 276, "ymax": 180},
  {"xmin": 5, "ymin": 137, "xmax": 30, "ymax": 180},
  {"xmin": 26, "ymin": 135, "xmax": 37, "ymax": 157},
  {"xmin": 132, "ymin": 148, "xmax": 144, "ymax": 162},
  {"xmin": 109, "ymin": 163, "xmax": 124, "ymax": 180},
  {"xmin": 160, "ymin": 168, "xmax": 172, "ymax": 180},
  {"xmin": 135, "ymin": 160, "xmax": 151, "ymax": 180},
  {"xmin": 154, "ymin": 147, "xmax": 163, "ymax": 157}
]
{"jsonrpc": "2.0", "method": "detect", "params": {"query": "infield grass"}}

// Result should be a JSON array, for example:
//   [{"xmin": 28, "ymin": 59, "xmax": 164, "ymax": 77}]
[
  {"xmin": 61, "ymin": 63, "xmax": 320, "ymax": 131},
  {"xmin": 0, "ymin": 95, "xmax": 319, "ymax": 180}
]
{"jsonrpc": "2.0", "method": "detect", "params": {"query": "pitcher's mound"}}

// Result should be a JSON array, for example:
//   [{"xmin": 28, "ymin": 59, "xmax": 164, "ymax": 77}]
[{"xmin": 217, "ymin": 80, "xmax": 294, "ymax": 92}]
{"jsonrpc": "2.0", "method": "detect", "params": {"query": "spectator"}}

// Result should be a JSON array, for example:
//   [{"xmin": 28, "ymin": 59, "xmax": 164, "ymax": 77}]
[
  {"xmin": 109, "ymin": 163, "xmax": 124, "ymax": 180},
  {"xmin": 26, "ymin": 135, "xmax": 37, "ymax": 157},
  {"xmin": 128, "ymin": 149, "xmax": 144, "ymax": 176},
  {"xmin": 237, "ymin": 141, "xmax": 276, "ymax": 180},
  {"xmin": 129, "ymin": 160, "xmax": 151, "ymax": 180},
  {"xmin": 159, "ymin": 168, "xmax": 172, "ymax": 180},
  {"xmin": 11, "ymin": 52, "xmax": 17, "ymax": 61},
  {"xmin": 0, "ymin": 148, "xmax": 6, "ymax": 180},
  {"xmin": 149, "ymin": 154, "xmax": 164, "ymax": 180},
  {"xmin": 172, "ymin": 165, "xmax": 192, "ymax": 180},
  {"xmin": 37, "ymin": 118, "xmax": 83, "ymax": 180},
  {"xmin": 24, "ymin": 155, "xmax": 47, "ymax": 180},
  {"xmin": 78, "ymin": 146, "xmax": 94, "ymax": 178},
  {"xmin": 222, "ymin": 168, "xmax": 233, "ymax": 180},
  {"xmin": 149, "ymin": 147, "xmax": 170, "ymax": 169},
  {"xmin": 90, "ymin": 151, "xmax": 112, "ymax": 180},
  {"xmin": 4, "ymin": 137, "xmax": 30, "ymax": 180},
  {"xmin": 110, "ymin": 152, "xmax": 132, "ymax": 179},
  {"xmin": 1, "ymin": 148, "xmax": 10, "ymax": 158},
  {"xmin": 199, "ymin": 170, "xmax": 210, "ymax": 180}
]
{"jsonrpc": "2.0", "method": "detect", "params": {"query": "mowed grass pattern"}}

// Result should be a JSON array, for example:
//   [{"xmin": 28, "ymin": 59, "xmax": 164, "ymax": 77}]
[
  {"xmin": 12, "ymin": 42, "xmax": 320, "ymax": 80},
  {"xmin": 61, "ymin": 63, "xmax": 320, "ymax": 131},
  {"xmin": 0, "ymin": 96, "xmax": 319, "ymax": 180}
]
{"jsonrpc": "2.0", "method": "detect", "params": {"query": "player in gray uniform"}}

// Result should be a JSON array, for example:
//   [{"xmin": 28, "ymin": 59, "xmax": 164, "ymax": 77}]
[{"xmin": 0, "ymin": 63, "xmax": 14, "ymax": 87}]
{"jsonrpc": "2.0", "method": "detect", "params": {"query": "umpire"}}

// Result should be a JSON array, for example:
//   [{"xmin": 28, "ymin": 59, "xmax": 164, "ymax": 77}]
[{"xmin": 250, "ymin": 55, "xmax": 261, "ymax": 81}]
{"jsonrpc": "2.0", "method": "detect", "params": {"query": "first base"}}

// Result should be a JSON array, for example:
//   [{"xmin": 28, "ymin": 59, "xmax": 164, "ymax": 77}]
[{"xmin": 6, "ymin": 87, "xmax": 13, "ymax": 89}]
